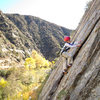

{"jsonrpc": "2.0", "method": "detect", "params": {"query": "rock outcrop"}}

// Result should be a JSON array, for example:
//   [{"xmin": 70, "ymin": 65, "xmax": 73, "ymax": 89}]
[
  {"xmin": 39, "ymin": 0, "xmax": 100, "ymax": 100},
  {"xmin": 0, "ymin": 11, "xmax": 32, "ymax": 68}
]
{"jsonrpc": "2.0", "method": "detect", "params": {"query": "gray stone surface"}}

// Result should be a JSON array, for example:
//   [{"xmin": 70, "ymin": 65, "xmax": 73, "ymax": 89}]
[{"xmin": 39, "ymin": 0, "xmax": 100, "ymax": 100}]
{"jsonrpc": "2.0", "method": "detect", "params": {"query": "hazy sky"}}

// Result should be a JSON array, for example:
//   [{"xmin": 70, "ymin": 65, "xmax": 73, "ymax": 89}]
[{"xmin": 0, "ymin": 0, "xmax": 91, "ymax": 29}]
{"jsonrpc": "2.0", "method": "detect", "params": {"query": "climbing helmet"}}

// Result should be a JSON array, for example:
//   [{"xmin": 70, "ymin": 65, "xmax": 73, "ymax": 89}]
[{"xmin": 64, "ymin": 36, "xmax": 70, "ymax": 41}]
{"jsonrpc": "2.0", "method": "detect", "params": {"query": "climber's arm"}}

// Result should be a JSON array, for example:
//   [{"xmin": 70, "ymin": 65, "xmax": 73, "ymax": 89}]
[
  {"xmin": 60, "ymin": 44, "xmax": 66, "ymax": 55},
  {"xmin": 65, "ymin": 42, "xmax": 81, "ymax": 48}
]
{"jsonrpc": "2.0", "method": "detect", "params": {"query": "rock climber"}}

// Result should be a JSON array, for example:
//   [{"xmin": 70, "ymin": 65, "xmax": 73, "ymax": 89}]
[{"xmin": 60, "ymin": 36, "xmax": 81, "ymax": 74}]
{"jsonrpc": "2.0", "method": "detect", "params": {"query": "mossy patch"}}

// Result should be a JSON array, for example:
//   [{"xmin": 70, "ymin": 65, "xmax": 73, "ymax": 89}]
[{"xmin": 57, "ymin": 89, "xmax": 68, "ymax": 100}]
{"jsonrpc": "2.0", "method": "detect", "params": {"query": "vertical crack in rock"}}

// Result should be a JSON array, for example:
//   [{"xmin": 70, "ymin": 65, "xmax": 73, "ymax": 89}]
[
  {"xmin": 39, "ymin": 0, "xmax": 100, "ymax": 100},
  {"xmin": 73, "ymin": 17, "xmax": 100, "ymax": 60}
]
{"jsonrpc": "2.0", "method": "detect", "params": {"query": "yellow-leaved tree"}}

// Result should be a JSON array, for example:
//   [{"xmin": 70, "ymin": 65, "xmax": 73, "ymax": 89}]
[
  {"xmin": 24, "ymin": 50, "xmax": 52, "ymax": 88},
  {"xmin": 0, "ymin": 50, "xmax": 54, "ymax": 100},
  {"xmin": 0, "ymin": 78, "xmax": 7, "ymax": 88}
]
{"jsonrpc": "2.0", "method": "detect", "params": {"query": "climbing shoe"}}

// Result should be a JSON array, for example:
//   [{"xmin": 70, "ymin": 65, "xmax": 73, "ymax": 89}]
[
  {"xmin": 64, "ymin": 68, "xmax": 67, "ymax": 72},
  {"xmin": 67, "ymin": 64, "xmax": 72, "ymax": 68},
  {"xmin": 63, "ymin": 71, "xmax": 68, "ymax": 74},
  {"xmin": 63, "ymin": 68, "xmax": 68, "ymax": 75}
]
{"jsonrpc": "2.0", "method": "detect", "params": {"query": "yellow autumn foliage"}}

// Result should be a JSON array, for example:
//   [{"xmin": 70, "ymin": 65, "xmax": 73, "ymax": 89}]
[
  {"xmin": 31, "ymin": 50, "xmax": 52, "ymax": 68},
  {"xmin": 1, "ymin": 50, "xmax": 53, "ymax": 100},
  {"xmin": 22, "ymin": 50, "xmax": 52, "ymax": 99},
  {"xmin": 0, "ymin": 78, "xmax": 7, "ymax": 88},
  {"xmin": 24, "ymin": 50, "xmax": 52, "ymax": 87},
  {"xmin": 22, "ymin": 92, "xmax": 29, "ymax": 100},
  {"xmin": 24, "ymin": 57, "xmax": 36, "ymax": 70}
]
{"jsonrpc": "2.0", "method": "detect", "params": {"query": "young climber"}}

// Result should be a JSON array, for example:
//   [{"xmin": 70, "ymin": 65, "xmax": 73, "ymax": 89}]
[{"xmin": 60, "ymin": 36, "xmax": 81, "ymax": 74}]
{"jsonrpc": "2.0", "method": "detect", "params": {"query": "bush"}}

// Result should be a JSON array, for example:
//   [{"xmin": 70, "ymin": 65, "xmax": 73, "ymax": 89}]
[
  {"xmin": 0, "ymin": 50, "xmax": 52, "ymax": 100},
  {"xmin": 0, "ymin": 78, "xmax": 7, "ymax": 100},
  {"xmin": 85, "ymin": 0, "xmax": 93, "ymax": 11},
  {"xmin": 0, "ymin": 69, "xmax": 12, "ymax": 78}
]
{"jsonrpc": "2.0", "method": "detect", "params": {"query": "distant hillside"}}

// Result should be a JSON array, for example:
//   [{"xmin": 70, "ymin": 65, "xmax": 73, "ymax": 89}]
[
  {"xmin": 0, "ymin": 11, "xmax": 40, "ymax": 67},
  {"xmin": 5, "ymin": 14, "xmax": 72, "ymax": 60}
]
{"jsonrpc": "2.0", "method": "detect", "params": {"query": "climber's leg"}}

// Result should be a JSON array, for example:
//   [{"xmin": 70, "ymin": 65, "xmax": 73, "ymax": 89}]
[
  {"xmin": 62, "ymin": 51, "xmax": 69, "ymax": 58},
  {"xmin": 62, "ymin": 51, "xmax": 73, "ymax": 68},
  {"xmin": 62, "ymin": 57, "xmax": 67, "ymax": 72},
  {"xmin": 67, "ymin": 56, "xmax": 73, "ymax": 67},
  {"xmin": 62, "ymin": 52, "xmax": 69, "ymax": 74},
  {"xmin": 70, "ymin": 56, "xmax": 73, "ymax": 65}
]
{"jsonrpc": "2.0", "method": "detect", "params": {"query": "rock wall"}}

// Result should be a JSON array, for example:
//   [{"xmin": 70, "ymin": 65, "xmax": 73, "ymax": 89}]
[{"xmin": 39, "ymin": 0, "xmax": 100, "ymax": 100}]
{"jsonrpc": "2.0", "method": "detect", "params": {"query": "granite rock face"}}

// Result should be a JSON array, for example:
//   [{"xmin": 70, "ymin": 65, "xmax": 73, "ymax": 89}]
[{"xmin": 39, "ymin": 0, "xmax": 100, "ymax": 100}]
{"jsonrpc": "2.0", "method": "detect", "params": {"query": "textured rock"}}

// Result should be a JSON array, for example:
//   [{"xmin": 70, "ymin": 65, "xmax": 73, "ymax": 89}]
[
  {"xmin": 0, "ymin": 10, "xmax": 40, "ymax": 67},
  {"xmin": 39, "ymin": 0, "xmax": 100, "ymax": 100}
]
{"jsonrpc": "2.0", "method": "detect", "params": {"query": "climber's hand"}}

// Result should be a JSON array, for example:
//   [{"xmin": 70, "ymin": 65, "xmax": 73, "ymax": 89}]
[
  {"xmin": 77, "ymin": 44, "xmax": 81, "ymax": 47},
  {"xmin": 78, "ymin": 40, "xmax": 82, "ymax": 44}
]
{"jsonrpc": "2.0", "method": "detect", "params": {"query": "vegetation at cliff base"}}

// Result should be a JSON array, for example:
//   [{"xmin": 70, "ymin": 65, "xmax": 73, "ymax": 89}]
[{"xmin": 0, "ymin": 50, "xmax": 53, "ymax": 100}]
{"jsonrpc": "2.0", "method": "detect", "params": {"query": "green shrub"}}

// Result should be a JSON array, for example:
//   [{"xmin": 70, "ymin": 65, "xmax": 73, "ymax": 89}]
[
  {"xmin": 0, "ymin": 69, "xmax": 12, "ymax": 78},
  {"xmin": 57, "ymin": 89, "xmax": 68, "ymax": 100},
  {"xmin": 85, "ymin": 0, "xmax": 93, "ymax": 11}
]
